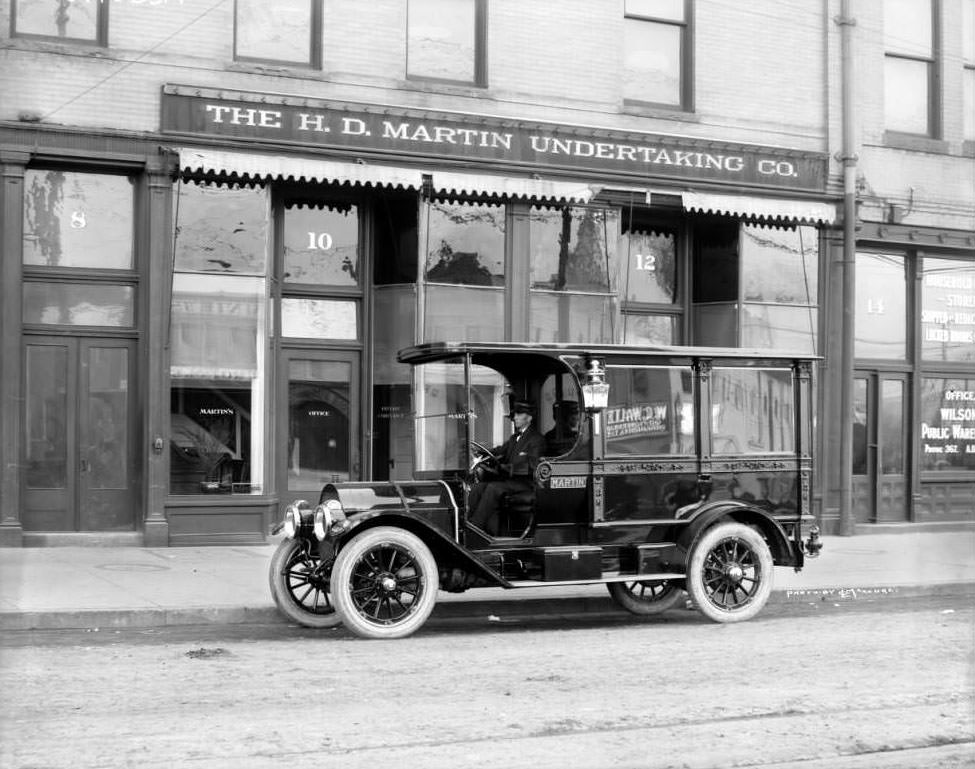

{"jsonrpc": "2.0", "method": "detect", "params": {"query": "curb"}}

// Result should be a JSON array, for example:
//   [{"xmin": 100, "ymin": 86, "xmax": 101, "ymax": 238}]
[{"xmin": 3, "ymin": 582, "xmax": 972, "ymax": 632}]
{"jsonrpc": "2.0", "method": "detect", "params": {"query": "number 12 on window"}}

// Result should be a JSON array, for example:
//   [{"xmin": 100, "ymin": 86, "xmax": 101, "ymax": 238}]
[{"xmin": 634, "ymin": 254, "xmax": 656, "ymax": 272}]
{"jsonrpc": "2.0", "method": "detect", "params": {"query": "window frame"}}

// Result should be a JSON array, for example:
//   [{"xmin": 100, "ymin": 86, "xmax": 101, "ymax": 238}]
[
  {"xmin": 11, "ymin": 0, "xmax": 109, "ymax": 46},
  {"xmin": 406, "ymin": 0, "xmax": 488, "ymax": 88},
  {"xmin": 883, "ymin": 0, "xmax": 942, "ymax": 139},
  {"xmin": 622, "ymin": 0, "xmax": 694, "ymax": 112},
  {"xmin": 233, "ymin": 0, "xmax": 323, "ymax": 70}
]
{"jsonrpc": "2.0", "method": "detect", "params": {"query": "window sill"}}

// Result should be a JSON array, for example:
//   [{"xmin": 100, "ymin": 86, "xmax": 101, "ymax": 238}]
[
  {"xmin": 883, "ymin": 131, "xmax": 949, "ymax": 154},
  {"xmin": 402, "ymin": 78, "xmax": 489, "ymax": 97},
  {"xmin": 1, "ymin": 37, "xmax": 109, "ymax": 54},
  {"xmin": 621, "ymin": 100, "xmax": 697, "ymax": 122}
]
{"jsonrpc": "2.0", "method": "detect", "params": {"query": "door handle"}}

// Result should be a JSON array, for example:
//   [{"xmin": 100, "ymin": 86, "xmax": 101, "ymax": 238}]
[{"xmin": 80, "ymin": 459, "xmax": 90, "ymax": 473}]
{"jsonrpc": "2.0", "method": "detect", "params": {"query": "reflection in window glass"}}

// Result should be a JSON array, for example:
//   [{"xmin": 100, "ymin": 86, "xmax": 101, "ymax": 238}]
[
  {"xmin": 14, "ymin": 0, "xmax": 100, "ymax": 40},
  {"xmin": 852, "ymin": 378, "xmax": 868, "ymax": 475},
  {"xmin": 919, "ymin": 377, "xmax": 975, "ymax": 472},
  {"xmin": 25, "ymin": 345, "xmax": 67, "ymax": 489},
  {"xmin": 24, "ymin": 171, "xmax": 133, "ymax": 269},
  {"xmin": 23, "ymin": 282, "xmax": 134, "ymax": 327},
  {"xmin": 741, "ymin": 226, "xmax": 817, "ymax": 304},
  {"xmin": 621, "ymin": 314, "xmax": 677, "ymax": 345},
  {"xmin": 174, "ymin": 182, "xmax": 269, "ymax": 275},
  {"xmin": 880, "ymin": 379, "xmax": 905, "ymax": 474},
  {"xmin": 530, "ymin": 293, "xmax": 615, "ymax": 344},
  {"xmin": 711, "ymin": 368, "xmax": 794, "ymax": 454},
  {"xmin": 87, "ymin": 347, "xmax": 128, "ymax": 490},
  {"xmin": 920, "ymin": 258, "xmax": 975, "ymax": 362},
  {"xmin": 283, "ymin": 202, "xmax": 359, "ymax": 286},
  {"xmin": 531, "ymin": 207, "xmax": 615, "ymax": 292},
  {"xmin": 605, "ymin": 366, "xmax": 695, "ymax": 456},
  {"xmin": 235, "ymin": 0, "xmax": 314, "ymax": 65},
  {"xmin": 407, "ymin": 0, "xmax": 477, "ymax": 82},
  {"xmin": 855, "ymin": 253, "xmax": 906, "ymax": 359},
  {"xmin": 169, "ymin": 274, "xmax": 266, "ymax": 495},
  {"xmin": 281, "ymin": 298, "xmax": 358, "ymax": 340},
  {"xmin": 426, "ymin": 200, "xmax": 504, "ymax": 285},
  {"xmin": 623, "ymin": 18, "xmax": 682, "ymax": 106},
  {"xmin": 424, "ymin": 285, "xmax": 503, "ymax": 342},
  {"xmin": 742, "ymin": 305, "xmax": 817, "ymax": 354}
]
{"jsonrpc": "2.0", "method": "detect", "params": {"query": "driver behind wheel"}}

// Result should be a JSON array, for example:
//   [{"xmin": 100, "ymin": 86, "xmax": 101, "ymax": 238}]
[{"xmin": 467, "ymin": 400, "xmax": 544, "ymax": 536}]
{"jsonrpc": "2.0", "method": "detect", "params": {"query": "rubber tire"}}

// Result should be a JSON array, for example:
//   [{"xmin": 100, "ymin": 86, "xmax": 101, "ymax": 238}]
[
  {"xmin": 606, "ymin": 580, "xmax": 684, "ymax": 615},
  {"xmin": 268, "ymin": 538, "xmax": 342, "ymax": 629},
  {"xmin": 332, "ymin": 526, "xmax": 439, "ymax": 640},
  {"xmin": 686, "ymin": 522, "xmax": 774, "ymax": 623}
]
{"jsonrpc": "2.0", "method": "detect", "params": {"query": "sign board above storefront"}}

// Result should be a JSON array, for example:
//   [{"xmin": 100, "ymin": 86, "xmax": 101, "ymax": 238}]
[{"xmin": 160, "ymin": 85, "xmax": 828, "ymax": 192}]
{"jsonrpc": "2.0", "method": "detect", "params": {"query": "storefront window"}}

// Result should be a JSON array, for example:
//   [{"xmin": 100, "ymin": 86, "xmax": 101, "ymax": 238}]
[
  {"xmin": 23, "ymin": 282, "xmax": 134, "ymax": 327},
  {"xmin": 919, "ymin": 377, "xmax": 975, "ymax": 473},
  {"xmin": 530, "ymin": 206, "xmax": 617, "ymax": 343},
  {"xmin": 920, "ymin": 257, "xmax": 975, "ymax": 362},
  {"xmin": 855, "ymin": 253, "xmax": 907, "ymax": 360},
  {"xmin": 23, "ymin": 170, "xmax": 134, "ymax": 269},
  {"xmin": 174, "ymin": 182, "xmax": 268, "ymax": 275},
  {"xmin": 283, "ymin": 202, "xmax": 359, "ymax": 286},
  {"xmin": 170, "ymin": 182, "xmax": 269, "ymax": 495},
  {"xmin": 423, "ymin": 199, "xmax": 504, "ymax": 341}
]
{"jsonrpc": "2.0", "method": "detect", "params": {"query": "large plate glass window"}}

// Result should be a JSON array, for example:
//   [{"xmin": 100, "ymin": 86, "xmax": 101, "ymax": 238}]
[
  {"xmin": 884, "ymin": 0, "xmax": 937, "ymax": 136},
  {"xmin": 529, "ymin": 206, "xmax": 617, "ymax": 344},
  {"xmin": 423, "ymin": 198, "xmax": 504, "ymax": 341},
  {"xmin": 920, "ymin": 256, "xmax": 975, "ymax": 363},
  {"xmin": 604, "ymin": 366, "xmax": 696, "ymax": 456},
  {"xmin": 407, "ymin": 0, "xmax": 486, "ymax": 86},
  {"xmin": 919, "ymin": 377, "xmax": 975, "ymax": 473},
  {"xmin": 170, "ymin": 182, "xmax": 270, "ymax": 495},
  {"xmin": 234, "ymin": 0, "xmax": 322, "ymax": 68},
  {"xmin": 622, "ymin": 0, "xmax": 691, "ymax": 110},
  {"xmin": 12, "ymin": 0, "xmax": 108, "ymax": 44}
]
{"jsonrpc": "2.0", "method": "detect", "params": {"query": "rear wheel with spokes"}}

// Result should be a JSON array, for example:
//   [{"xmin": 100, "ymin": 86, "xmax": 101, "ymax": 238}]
[
  {"xmin": 686, "ymin": 522, "xmax": 774, "ymax": 623},
  {"xmin": 332, "ymin": 527, "xmax": 439, "ymax": 639},
  {"xmin": 607, "ymin": 580, "xmax": 684, "ymax": 615}
]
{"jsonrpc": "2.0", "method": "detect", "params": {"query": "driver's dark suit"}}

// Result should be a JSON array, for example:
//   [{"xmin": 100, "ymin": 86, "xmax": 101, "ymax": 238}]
[{"xmin": 468, "ymin": 426, "xmax": 544, "ymax": 535}]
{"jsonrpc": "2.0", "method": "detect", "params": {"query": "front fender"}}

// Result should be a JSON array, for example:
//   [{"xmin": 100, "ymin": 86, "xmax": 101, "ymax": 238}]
[
  {"xmin": 333, "ymin": 510, "xmax": 509, "ymax": 588},
  {"xmin": 676, "ymin": 500, "xmax": 799, "ymax": 567}
]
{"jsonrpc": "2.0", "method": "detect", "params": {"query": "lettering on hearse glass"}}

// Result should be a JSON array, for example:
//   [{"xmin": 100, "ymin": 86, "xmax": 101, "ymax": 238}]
[
  {"xmin": 549, "ymin": 476, "xmax": 587, "ymax": 489},
  {"xmin": 199, "ymin": 408, "xmax": 234, "ymax": 416}
]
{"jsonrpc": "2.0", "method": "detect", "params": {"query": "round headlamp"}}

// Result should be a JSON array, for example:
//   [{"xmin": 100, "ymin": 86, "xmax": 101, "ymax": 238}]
[
  {"xmin": 282, "ymin": 500, "xmax": 309, "ymax": 539},
  {"xmin": 314, "ymin": 498, "xmax": 345, "ymax": 540}
]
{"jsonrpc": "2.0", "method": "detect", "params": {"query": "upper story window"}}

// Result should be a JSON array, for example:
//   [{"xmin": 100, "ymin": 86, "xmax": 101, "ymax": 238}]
[
  {"xmin": 11, "ymin": 0, "xmax": 108, "ymax": 45},
  {"xmin": 407, "ymin": 0, "xmax": 487, "ymax": 86},
  {"xmin": 963, "ymin": 0, "xmax": 975, "ymax": 142},
  {"xmin": 623, "ymin": 0, "xmax": 692, "ymax": 110},
  {"xmin": 884, "ymin": 0, "xmax": 939, "ymax": 136},
  {"xmin": 234, "ymin": 0, "xmax": 322, "ymax": 68}
]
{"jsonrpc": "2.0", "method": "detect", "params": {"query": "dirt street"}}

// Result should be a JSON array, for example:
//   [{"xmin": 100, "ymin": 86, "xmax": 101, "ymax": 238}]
[{"xmin": 1, "ymin": 596, "xmax": 973, "ymax": 769}]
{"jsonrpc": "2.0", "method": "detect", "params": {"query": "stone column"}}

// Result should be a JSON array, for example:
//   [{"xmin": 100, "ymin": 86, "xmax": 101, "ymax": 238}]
[{"xmin": 0, "ymin": 149, "xmax": 30, "ymax": 547}]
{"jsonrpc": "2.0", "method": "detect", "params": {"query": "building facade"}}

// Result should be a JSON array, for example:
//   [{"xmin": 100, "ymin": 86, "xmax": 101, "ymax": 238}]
[{"xmin": 0, "ymin": 0, "xmax": 971, "ymax": 546}]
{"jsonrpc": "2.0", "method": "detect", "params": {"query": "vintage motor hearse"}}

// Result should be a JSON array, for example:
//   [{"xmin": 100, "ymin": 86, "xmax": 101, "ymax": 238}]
[{"xmin": 269, "ymin": 342, "xmax": 822, "ymax": 639}]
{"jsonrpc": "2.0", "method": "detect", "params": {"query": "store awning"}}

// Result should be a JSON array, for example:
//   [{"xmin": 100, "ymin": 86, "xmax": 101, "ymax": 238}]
[
  {"xmin": 177, "ymin": 148, "xmax": 425, "ymax": 190},
  {"xmin": 178, "ymin": 148, "xmax": 597, "ymax": 202},
  {"xmin": 665, "ymin": 191, "xmax": 836, "ymax": 225},
  {"xmin": 432, "ymin": 170, "xmax": 596, "ymax": 204}
]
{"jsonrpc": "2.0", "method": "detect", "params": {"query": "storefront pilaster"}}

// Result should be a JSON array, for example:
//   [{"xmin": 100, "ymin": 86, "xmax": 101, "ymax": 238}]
[
  {"xmin": 143, "ymin": 152, "xmax": 177, "ymax": 547},
  {"xmin": 0, "ymin": 149, "xmax": 29, "ymax": 546}
]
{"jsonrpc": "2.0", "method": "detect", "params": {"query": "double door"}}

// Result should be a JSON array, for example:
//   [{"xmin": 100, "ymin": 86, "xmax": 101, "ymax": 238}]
[
  {"xmin": 23, "ymin": 337, "xmax": 138, "ymax": 532},
  {"xmin": 852, "ymin": 372, "xmax": 909, "ymax": 523}
]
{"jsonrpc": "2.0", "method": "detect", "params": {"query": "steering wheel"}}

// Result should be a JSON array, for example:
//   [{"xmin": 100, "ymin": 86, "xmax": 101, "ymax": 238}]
[{"xmin": 469, "ymin": 440, "xmax": 500, "ymax": 477}]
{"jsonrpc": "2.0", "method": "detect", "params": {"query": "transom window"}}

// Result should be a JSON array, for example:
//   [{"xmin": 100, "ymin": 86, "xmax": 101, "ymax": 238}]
[
  {"xmin": 623, "ymin": 0, "xmax": 692, "ymax": 110},
  {"xmin": 407, "ymin": 0, "xmax": 487, "ymax": 86}
]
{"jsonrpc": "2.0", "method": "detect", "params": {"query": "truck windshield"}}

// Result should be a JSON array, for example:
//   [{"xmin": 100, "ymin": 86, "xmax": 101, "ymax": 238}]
[{"xmin": 413, "ymin": 358, "xmax": 509, "ymax": 473}]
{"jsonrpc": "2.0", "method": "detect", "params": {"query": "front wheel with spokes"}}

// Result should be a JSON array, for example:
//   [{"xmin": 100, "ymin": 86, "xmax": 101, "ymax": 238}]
[
  {"xmin": 332, "ymin": 526, "xmax": 439, "ymax": 639},
  {"xmin": 268, "ymin": 538, "xmax": 341, "ymax": 628},
  {"xmin": 686, "ymin": 522, "xmax": 774, "ymax": 623}
]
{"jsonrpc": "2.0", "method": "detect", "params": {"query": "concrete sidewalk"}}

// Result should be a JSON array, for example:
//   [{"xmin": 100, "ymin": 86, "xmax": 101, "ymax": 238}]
[{"xmin": 1, "ymin": 528, "xmax": 973, "ymax": 631}]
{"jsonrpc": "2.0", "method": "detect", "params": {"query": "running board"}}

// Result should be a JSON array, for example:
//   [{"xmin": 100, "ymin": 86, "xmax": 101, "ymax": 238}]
[{"xmin": 506, "ymin": 571, "xmax": 685, "ymax": 588}]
